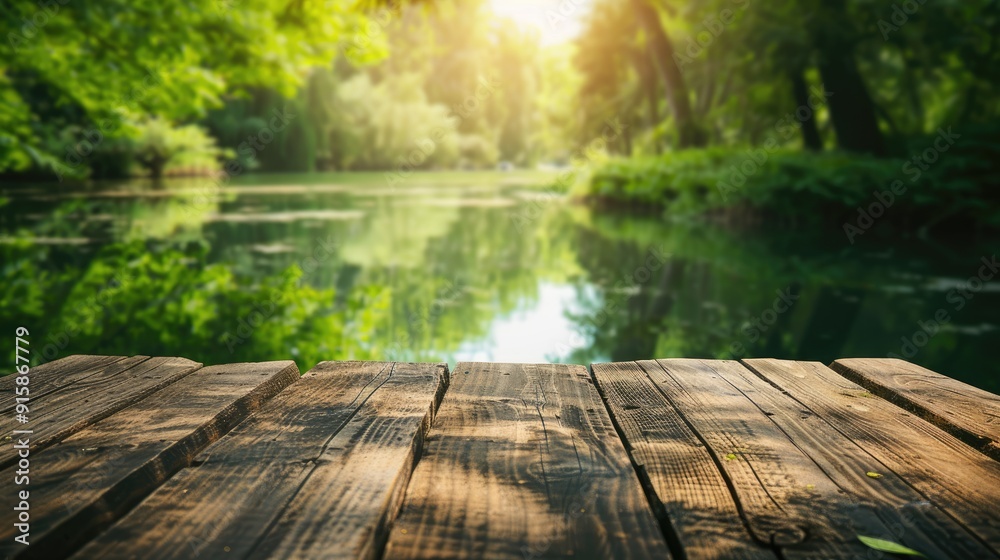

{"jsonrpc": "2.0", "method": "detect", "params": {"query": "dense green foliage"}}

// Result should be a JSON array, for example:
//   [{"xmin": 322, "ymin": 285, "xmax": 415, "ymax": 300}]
[
  {"xmin": 582, "ymin": 125, "xmax": 1000, "ymax": 234},
  {"xmin": 3, "ymin": 171, "xmax": 997, "ymax": 389},
  {"xmin": 1, "ymin": 0, "xmax": 384, "ymax": 179},
  {"xmin": 2, "ymin": 1, "xmax": 997, "ymax": 398},
  {"xmin": 572, "ymin": 0, "xmax": 999, "ymax": 228},
  {"xmin": 202, "ymin": 1, "xmax": 548, "ymax": 174},
  {"xmin": 3, "ymin": 0, "xmax": 997, "ymax": 235},
  {"xmin": 1, "ymin": 0, "xmax": 554, "ymax": 180},
  {"xmin": 573, "ymin": 0, "xmax": 999, "ymax": 150}
]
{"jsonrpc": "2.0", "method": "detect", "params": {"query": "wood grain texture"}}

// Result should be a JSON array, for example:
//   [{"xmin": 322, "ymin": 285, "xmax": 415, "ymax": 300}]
[
  {"xmin": 0, "ymin": 355, "xmax": 141, "ymax": 403},
  {"xmin": 383, "ymin": 362, "xmax": 670, "ymax": 560},
  {"xmin": 0, "ymin": 356, "xmax": 198, "ymax": 469},
  {"xmin": 832, "ymin": 358, "xmax": 1000, "ymax": 461},
  {"xmin": 592, "ymin": 361, "xmax": 772, "ymax": 560},
  {"xmin": 638, "ymin": 359, "xmax": 915, "ymax": 558},
  {"xmin": 745, "ymin": 358, "xmax": 1000, "ymax": 554},
  {"xmin": 0, "ymin": 361, "xmax": 299, "ymax": 560},
  {"xmin": 716, "ymin": 359, "xmax": 995, "ymax": 559},
  {"xmin": 72, "ymin": 361, "xmax": 447, "ymax": 560}
]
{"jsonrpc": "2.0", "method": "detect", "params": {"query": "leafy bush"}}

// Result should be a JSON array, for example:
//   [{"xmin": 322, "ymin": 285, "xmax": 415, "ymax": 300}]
[
  {"xmin": 330, "ymin": 73, "xmax": 461, "ymax": 170},
  {"xmin": 580, "ymin": 130, "xmax": 1000, "ymax": 233},
  {"xmin": 457, "ymin": 133, "xmax": 500, "ymax": 169},
  {"xmin": 133, "ymin": 119, "xmax": 231, "ymax": 179}
]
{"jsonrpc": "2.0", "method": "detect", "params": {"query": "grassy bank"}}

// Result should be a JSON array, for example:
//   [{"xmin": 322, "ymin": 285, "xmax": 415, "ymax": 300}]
[{"xmin": 578, "ymin": 129, "xmax": 1000, "ymax": 236}]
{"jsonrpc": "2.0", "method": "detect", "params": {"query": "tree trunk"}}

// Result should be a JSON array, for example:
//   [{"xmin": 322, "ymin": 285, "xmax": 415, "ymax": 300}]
[
  {"xmin": 816, "ymin": 54, "xmax": 887, "ymax": 156},
  {"xmin": 814, "ymin": 0, "xmax": 887, "ymax": 156},
  {"xmin": 630, "ymin": 0, "xmax": 705, "ymax": 148},
  {"xmin": 139, "ymin": 154, "xmax": 168, "ymax": 180},
  {"xmin": 623, "ymin": 117, "xmax": 634, "ymax": 155},
  {"xmin": 635, "ymin": 49, "xmax": 660, "ymax": 124},
  {"xmin": 633, "ymin": 47, "xmax": 661, "ymax": 153},
  {"xmin": 150, "ymin": 157, "xmax": 166, "ymax": 180},
  {"xmin": 790, "ymin": 71, "xmax": 823, "ymax": 150},
  {"xmin": 638, "ymin": 49, "xmax": 661, "ymax": 152}
]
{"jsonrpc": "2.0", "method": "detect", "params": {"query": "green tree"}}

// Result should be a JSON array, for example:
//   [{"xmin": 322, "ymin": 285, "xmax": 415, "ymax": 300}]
[
  {"xmin": 0, "ymin": 0, "xmax": 382, "ymax": 177},
  {"xmin": 629, "ymin": 0, "xmax": 706, "ymax": 148}
]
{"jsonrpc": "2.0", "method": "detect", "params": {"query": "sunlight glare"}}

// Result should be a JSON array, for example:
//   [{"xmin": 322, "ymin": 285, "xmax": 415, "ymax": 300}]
[{"xmin": 488, "ymin": 0, "xmax": 592, "ymax": 45}]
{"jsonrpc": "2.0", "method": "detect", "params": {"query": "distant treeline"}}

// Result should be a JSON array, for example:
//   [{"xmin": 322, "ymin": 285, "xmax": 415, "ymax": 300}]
[
  {"xmin": 1, "ymin": 1, "xmax": 567, "ymax": 182},
  {"xmin": 571, "ymin": 0, "xmax": 1000, "ymax": 234}
]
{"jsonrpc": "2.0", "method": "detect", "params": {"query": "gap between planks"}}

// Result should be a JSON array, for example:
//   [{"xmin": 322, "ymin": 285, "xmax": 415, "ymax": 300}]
[
  {"xmin": 831, "ymin": 358, "xmax": 1000, "ymax": 462},
  {"xmin": 743, "ymin": 358, "xmax": 1000, "ymax": 556},
  {"xmin": 383, "ymin": 362, "xmax": 670, "ymax": 560},
  {"xmin": 0, "ymin": 360, "xmax": 299, "ymax": 559},
  {"xmin": 592, "ymin": 358, "xmax": 1000, "ymax": 559},
  {"xmin": 71, "ymin": 361, "xmax": 448, "ymax": 560}
]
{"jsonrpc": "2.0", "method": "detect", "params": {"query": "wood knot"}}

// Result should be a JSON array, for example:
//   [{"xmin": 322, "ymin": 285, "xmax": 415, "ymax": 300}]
[{"xmin": 770, "ymin": 525, "xmax": 808, "ymax": 547}]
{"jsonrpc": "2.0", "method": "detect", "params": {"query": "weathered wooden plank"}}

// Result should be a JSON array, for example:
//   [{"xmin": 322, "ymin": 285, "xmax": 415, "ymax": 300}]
[
  {"xmin": 832, "ymin": 358, "xmax": 1000, "ymax": 461},
  {"xmin": 717, "ymin": 359, "xmax": 995, "ymax": 559},
  {"xmin": 591, "ymin": 361, "xmax": 772, "ymax": 560},
  {"xmin": 0, "ymin": 355, "xmax": 146, "ymax": 411},
  {"xmin": 635, "ymin": 359, "xmax": 915, "ymax": 558},
  {"xmin": 0, "ymin": 356, "xmax": 199, "ymax": 469},
  {"xmin": 745, "ymin": 359, "xmax": 1000, "ymax": 553},
  {"xmin": 0, "ymin": 360, "xmax": 299, "ymax": 559},
  {"xmin": 72, "ymin": 361, "xmax": 446, "ymax": 560},
  {"xmin": 383, "ymin": 362, "xmax": 669, "ymax": 560}
]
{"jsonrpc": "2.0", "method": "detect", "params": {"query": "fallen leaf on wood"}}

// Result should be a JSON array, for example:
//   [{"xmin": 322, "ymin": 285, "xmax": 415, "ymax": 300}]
[{"xmin": 857, "ymin": 535, "xmax": 925, "ymax": 557}]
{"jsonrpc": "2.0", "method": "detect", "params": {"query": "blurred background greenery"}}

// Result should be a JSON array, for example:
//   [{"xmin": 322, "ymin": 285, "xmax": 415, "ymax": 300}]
[{"xmin": 1, "ymin": 0, "xmax": 998, "ymax": 388}]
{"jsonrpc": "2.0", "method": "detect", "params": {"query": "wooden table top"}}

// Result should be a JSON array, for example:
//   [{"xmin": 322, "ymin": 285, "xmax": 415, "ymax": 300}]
[{"xmin": 3, "ymin": 355, "xmax": 998, "ymax": 559}]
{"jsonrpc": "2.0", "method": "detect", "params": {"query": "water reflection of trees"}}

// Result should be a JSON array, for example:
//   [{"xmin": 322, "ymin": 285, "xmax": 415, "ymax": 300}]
[
  {"xmin": 566, "ymin": 210, "xmax": 1000, "ymax": 390},
  {"xmin": 1, "ymin": 190, "xmax": 581, "ymax": 371},
  {"xmin": 3, "ymin": 191, "xmax": 997, "ymax": 390}
]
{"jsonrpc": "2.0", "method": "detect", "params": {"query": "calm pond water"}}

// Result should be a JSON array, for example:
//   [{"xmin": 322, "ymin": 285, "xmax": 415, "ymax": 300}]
[{"xmin": 2, "ymin": 172, "xmax": 998, "ymax": 391}]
